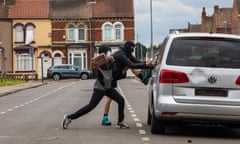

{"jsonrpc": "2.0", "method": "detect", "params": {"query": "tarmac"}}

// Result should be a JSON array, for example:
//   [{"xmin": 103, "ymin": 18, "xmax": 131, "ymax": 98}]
[
  {"xmin": 0, "ymin": 80, "xmax": 46, "ymax": 97},
  {"xmin": 0, "ymin": 77, "xmax": 138, "ymax": 97}
]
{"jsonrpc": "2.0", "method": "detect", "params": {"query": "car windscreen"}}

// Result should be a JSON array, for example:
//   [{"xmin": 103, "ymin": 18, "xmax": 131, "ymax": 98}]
[{"xmin": 166, "ymin": 37, "xmax": 240, "ymax": 68}]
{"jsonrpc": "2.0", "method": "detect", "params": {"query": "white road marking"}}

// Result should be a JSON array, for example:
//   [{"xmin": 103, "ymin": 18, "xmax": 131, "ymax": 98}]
[
  {"xmin": 0, "ymin": 111, "xmax": 6, "ymax": 114},
  {"xmin": 7, "ymin": 109, "xmax": 13, "ymax": 112},
  {"xmin": 142, "ymin": 137, "xmax": 150, "ymax": 141},
  {"xmin": 0, "ymin": 82, "xmax": 76, "ymax": 116},
  {"xmin": 133, "ymin": 118, "xmax": 140, "ymax": 122},
  {"xmin": 131, "ymin": 114, "xmax": 137, "ymax": 117},
  {"xmin": 13, "ymin": 106, "xmax": 19, "ymax": 109},
  {"xmin": 129, "ymin": 110, "xmax": 135, "ymax": 113},
  {"xmin": 136, "ymin": 122, "xmax": 143, "ymax": 127},
  {"xmin": 139, "ymin": 129, "xmax": 146, "ymax": 135},
  {"xmin": 118, "ymin": 82, "xmax": 151, "ymax": 144}
]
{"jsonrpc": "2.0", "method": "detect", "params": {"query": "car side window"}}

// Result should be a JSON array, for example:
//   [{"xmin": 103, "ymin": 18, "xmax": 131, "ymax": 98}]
[
  {"xmin": 156, "ymin": 37, "xmax": 167, "ymax": 65},
  {"xmin": 61, "ymin": 66, "xmax": 68, "ymax": 69},
  {"xmin": 55, "ymin": 66, "xmax": 61, "ymax": 69}
]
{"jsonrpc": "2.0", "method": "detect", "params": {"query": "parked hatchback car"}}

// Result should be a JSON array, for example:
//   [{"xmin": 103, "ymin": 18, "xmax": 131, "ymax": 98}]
[
  {"xmin": 47, "ymin": 64, "xmax": 92, "ymax": 81},
  {"xmin": 147, "ymin": 32, "xmax": 240, "ymax": 134}
]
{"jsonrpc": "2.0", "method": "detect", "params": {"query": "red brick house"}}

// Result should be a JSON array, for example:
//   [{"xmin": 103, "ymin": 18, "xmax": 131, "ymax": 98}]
[
  {"xmin": 0, "ymin": 0, "xmax": 16, "ymax": 74},
  {"xmin": 49, "ymin": 0, "xmax": 135, "ymax": 70},
  {"xmin": 179, "ymin": 0, "xmax": 240, "ymax": 35},
  {"xmin": 232, "ymin": 0, "xmax": 240, "ymax": 34},
  {"xmin": 0, "ymin": 0, "xmax": 135, "ymax": 78},
  {"xmin": 201, "ymin": 5, "xmax": 232, "ymax": 33}
]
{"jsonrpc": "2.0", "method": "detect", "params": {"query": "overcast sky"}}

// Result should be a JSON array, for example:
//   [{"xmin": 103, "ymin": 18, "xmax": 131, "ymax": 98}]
[{"xmin": 134, "ymin": 0, "xmax": 234, "ymax": 47}]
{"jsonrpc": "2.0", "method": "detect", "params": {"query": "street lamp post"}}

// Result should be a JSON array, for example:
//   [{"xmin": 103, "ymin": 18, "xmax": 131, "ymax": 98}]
[
  {"xmin": 41, "ymin": 54, "xmax": 44, "ymax": 83},
  {"xmin": 0, "ymin": 48, "xmax": 2, "ymax": 75},
  {"xmin": 0, "ymin": 42, "xmax": 3, "ymax": 75},
  {"xmin": 29, "ymin": 47, "xmax": 34, "ymax": 81},
  {"xmin": 150, "ymin": 0, "xmax": 154, "ymax": 60},
  {"xmin": 223, "ymin": 21, "xmax": 227, "ymax": 33},
  {"xmin": 87, "ymin": 0, "xmax": 96, "ymax": 69}
]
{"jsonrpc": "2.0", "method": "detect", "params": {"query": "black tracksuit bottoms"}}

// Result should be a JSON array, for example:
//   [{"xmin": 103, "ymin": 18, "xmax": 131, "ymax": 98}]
[{"xmin": 68, "ymin": 88, "xmax": 125, "ymax": 123}]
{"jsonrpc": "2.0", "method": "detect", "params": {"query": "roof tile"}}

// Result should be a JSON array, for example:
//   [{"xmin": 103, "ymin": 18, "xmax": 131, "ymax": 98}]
[{"xmin": 9, "ymin": 0, "xmax": 49, "ymax": 18}]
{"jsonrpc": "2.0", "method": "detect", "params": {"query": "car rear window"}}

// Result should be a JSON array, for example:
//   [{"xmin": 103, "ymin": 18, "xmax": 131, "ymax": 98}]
[{"xmin": 166, "ymin": 37, "xmax": 240, "ymax": 68}]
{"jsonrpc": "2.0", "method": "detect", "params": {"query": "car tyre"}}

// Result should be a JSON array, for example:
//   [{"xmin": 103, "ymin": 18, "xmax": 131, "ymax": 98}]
[
  {"xmin": 81, "ymin": 73, "xmax": 89, "ymax": 80},
  {"xmin": 53, "ymin": 73, "xmax": 61, "ymax": 81},
  {"xmin": 151, "ymin": 111, "xmax": 166, "ymax": 134}
]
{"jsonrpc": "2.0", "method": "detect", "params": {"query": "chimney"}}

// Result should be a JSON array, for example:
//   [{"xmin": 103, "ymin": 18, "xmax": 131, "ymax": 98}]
[
  {"xmin": 202, "ymin": 7, "xmax": 206, "ymax": 17},
  {"xmin": 214, "ymin": 5, "xmax": 219, "ymax": 13}
]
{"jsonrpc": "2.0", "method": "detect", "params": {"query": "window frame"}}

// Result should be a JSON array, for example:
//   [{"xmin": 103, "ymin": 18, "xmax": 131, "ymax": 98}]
[
  {"xmin": 78, "ymin": 24, "xmax": 86, "ymax": 41},
  {"xmin": 113, "ymin": 22, "xmax": 124, "ymax": 40},
  {"xmin": 102, "ymin": 22, "xmax": 125, "ymax": 41},
  {"xmin": 14, "ymin": 23, "xmax": 36, "ymax": 44},
  {"xmin": 16, "ymin": 53, "xmax": 34, "ymax": 71},
  {"xmin": 25, "ymin": 24, "xmax": 35, "ymax": 44},
  {"xmin": 102, "ymin": 22, "xmax": 113, "ymax": 41},
  {"xmin": 14, "ymin": 24, "xmax": 24, "ymax": 43},
  {"xmin": 67, "ymin": 24, "xmax": 75, "ymax": 41}
]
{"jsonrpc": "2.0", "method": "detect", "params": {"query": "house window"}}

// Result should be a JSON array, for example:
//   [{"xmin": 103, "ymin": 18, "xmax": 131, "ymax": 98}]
[
  {"xmin": 78, "ymin": 24, "xmax": 85, "ymax": 41},
  {"xmin": 15, "ymin": 25, "xmax": 24, "ymax": 42},
  {"xmin": 14, "ymin": 23, "xmax": 36, "ymax": 44},
  {"xmin": 69, "ymin": 51, "xmax": 87, "ymax": 69},
  {"xmin": 67, "ymin": 24, "xmax": 75, "ymax": 41},
  {"xmin": 54, "ymin": 53, "xmax": 62, "ymax": 65},
  {"xmin": 25, "ymin": 25, "xmax": 34, "ymax": 44},
  {"xmin": 104, "ymin": 24, "xmax": 112, "ymax": 41},
  {"xmin": 67, "ymin": 24, "xmax": 86, "ymax": 42},
  {"xmin": 114, "ymin": 24, "xmax": 122, "ymax": 40},
  {"xmin": 102, "ymin": 22, "xmax": 124, "ymax": 41},
  {"xmin": 16, "ymin": 54, "xmax": 34, "ymax": 71}
]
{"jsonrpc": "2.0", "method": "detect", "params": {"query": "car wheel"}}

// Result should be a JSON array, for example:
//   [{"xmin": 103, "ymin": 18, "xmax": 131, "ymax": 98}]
[
  {"xmin": 147, "ymin": 106, "xmax": 152, "ymax": 125},
  {"xmin": 53, "ymin": 74, "xmax": 61, "ymax": 81},
  {"xmin": 81, "ymin": 73, "xmax": 89, "ymax": 80},
  {"xmin": 151, "ymin": 111, "xmax": 166, "ymax": 134}
]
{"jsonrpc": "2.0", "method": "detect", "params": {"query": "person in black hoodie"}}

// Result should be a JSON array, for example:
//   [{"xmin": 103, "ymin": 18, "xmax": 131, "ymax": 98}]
[
  {"xmin": 112, "ymin": 41, "xmax": 152, "ymax": 83},
  {"xmin": 102, "ymin": 41, "xmax": 154, "ymax": 126},
  {"xmin": 62, "ymin": 45, "xmax": 130, "ymax": 129}
]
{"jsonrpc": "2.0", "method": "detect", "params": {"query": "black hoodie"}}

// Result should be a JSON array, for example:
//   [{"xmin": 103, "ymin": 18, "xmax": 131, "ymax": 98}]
[{"xmin": 112, "ymin": 44, "xmax": 152, "ymax": 81}]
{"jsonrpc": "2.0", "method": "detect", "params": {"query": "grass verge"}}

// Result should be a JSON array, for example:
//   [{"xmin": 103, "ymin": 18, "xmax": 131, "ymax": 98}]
[{"xmin": 0, "ymin": 79, "xmax": 26, "ymax": 87}]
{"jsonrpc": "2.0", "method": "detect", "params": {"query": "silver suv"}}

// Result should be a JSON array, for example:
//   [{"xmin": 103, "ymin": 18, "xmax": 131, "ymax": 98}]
[{"xmin": 147, "ymin": 32, "xmax": 240, "ymax": 134}]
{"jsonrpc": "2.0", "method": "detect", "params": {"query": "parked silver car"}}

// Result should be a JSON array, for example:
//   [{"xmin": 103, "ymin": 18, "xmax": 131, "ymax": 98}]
[
  {"xmin": 147, "ymin": 32, "xmax": 240, "ymax": 134},
  {"xmin": 47, "ymin": 64, "xmax": 92, "ymax": 81}
]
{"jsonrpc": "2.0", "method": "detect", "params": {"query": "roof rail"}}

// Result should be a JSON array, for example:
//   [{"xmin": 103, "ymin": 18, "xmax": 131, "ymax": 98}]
[{"xmin": 170, "ymin": 30, "xmax": 180, "ymax": 35}]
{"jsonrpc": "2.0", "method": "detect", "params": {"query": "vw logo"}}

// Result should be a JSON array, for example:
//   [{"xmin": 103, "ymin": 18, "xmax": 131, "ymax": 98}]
[{"xmin": 208, "ymin": 76, "xmax": 217, "ymax": 84}]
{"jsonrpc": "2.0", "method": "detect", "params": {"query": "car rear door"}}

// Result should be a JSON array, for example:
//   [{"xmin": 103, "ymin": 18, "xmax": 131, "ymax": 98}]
[{"xmin": 66, "ymin": 65, "xmax": 80, "ymax": 78}]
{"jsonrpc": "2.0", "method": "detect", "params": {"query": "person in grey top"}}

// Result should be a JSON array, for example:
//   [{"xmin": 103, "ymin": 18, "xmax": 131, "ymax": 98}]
[{"xmin": 62, "ymin": 45, "xmax": 129, "ymax": 129}]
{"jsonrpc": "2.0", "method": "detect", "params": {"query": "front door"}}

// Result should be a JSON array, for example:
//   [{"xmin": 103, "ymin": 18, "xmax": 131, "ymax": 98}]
[{"xmin": 38, "ymin": 57, "xmax": 52, "ymax": 79}]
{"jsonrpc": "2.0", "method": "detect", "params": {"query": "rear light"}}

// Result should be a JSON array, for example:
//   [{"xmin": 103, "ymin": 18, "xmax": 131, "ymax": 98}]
[
  {"xmin": 47, "ymin": 69, "xmax": 53, "ymax": 73},
  {"xmin": 159, "ymin": 69, "xmax": 189, "ymax": 83},
  {"xmin": 235, "ymin": 76, "xmax": 240, "ymax": 85}
]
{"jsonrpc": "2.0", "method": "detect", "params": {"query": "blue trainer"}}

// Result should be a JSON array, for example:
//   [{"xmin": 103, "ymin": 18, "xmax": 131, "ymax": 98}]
[{"xmin": 102, "ymin": 115, "xmax": 111, "ymax": 126}]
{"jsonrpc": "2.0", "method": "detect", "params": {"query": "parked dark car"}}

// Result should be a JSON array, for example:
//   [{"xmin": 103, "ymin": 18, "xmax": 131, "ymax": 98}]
[{"xmin": 47, "ymin": 64, "xmax": 92, "ymax": 81}]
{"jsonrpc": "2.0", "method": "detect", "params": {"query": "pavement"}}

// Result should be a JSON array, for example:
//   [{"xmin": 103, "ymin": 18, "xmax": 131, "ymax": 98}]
[{"xmin": 0, "ymin": 80, "xmax": 47, "ymax": 97}]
